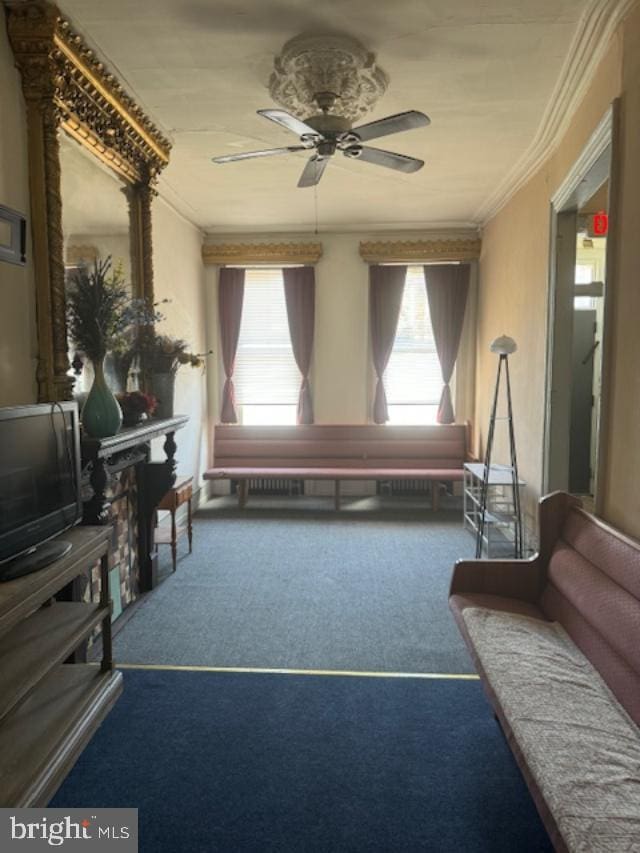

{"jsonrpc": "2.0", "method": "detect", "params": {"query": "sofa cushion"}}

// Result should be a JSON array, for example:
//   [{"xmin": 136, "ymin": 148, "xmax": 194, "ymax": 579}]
[
  {"xmin": 450, "ymin": 592, "xmax": 547, "ymax": 622},
  {"xmin": 211, "ymin": 423, "xmax": 469, "ymax": 474},
  {"xmin": 544, "ymin": 540, "xmax": 640, "ymax": 679},
  {"xmin": 205, "ymin": 466, "xmax": 464, "ymax": 481},
  {"xmin": 462, "ymin": 607, "xmax": 640, "ymax": 853}
]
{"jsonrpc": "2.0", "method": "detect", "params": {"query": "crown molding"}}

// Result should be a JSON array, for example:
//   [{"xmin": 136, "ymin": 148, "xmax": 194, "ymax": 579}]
[
  {"xmin": 359, "ymin": 238, "xmax": 481, "ymax": 264},
  {"xmin": 202, "ymin": 242, "xmax": 323, "ymax": 265},
  {"xmin": 474, "ymin": 0, "xmax": 635, "ymax": 225},
  {"xmin": 203, "ymin": 221, "xmax": 480, "ymax": 234}
]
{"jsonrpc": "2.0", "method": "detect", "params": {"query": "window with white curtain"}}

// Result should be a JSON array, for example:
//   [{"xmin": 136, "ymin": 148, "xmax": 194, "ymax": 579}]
[
  {"xmin": 384, "ymin": 265, "xmax": 443, "ymax": 425},
  {"xmin": 234, "ymin": 268, "xmax": 299, "ymax": 425}
]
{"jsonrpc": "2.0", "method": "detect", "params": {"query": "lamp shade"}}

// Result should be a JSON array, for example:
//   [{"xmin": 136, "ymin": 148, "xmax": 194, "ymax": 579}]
[{"xmin": 490, "ymin": 335, "xmax": 517, "ymax": 355}]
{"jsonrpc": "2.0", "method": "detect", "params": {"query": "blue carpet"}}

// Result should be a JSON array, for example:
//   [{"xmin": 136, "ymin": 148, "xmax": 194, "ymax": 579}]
[
  {"xmin": 116, "ymin": 497, "xmax": 475, "ymax": 673},
  {"xmin": 52, "ymin": 669, "xmax": 551, "ymax": 852}
]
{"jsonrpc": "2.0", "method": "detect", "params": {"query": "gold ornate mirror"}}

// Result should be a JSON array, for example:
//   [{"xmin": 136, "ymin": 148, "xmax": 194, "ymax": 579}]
[{"xmin": 5, "ymin": 0, "xmax": 171, "ymax": 401}]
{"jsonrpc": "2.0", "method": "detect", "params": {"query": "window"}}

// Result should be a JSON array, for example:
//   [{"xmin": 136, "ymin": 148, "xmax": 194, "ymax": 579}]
[
  {"xmin": 384, "ymin": 265, "xmax": 443, "ymax": 425},
  {"xmin": 234, "ymin": 268, "xmax": 300, "ymax": 425},
  {"xmin": 575, "ymin": 262, "xmax": 596, "ymax": 284},
  {"xmin": 575, "ymin": 261, "xmax": 599, "ymax": 310}
]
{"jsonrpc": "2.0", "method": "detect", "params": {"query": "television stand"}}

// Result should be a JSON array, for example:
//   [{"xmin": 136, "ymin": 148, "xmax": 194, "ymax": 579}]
[
  {"xmin": 0, "ymin": 525, "xmax": 122, "ymax": 806},
  {"xmin": 0, "ymin": 540, "xmax": 73, "ymax": 583}
]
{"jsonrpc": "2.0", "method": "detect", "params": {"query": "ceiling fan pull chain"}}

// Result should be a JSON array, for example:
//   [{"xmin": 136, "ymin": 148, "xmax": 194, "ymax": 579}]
[{"xmin": 314, "ymin": 184, "xmax": 319, "ymax": 235}]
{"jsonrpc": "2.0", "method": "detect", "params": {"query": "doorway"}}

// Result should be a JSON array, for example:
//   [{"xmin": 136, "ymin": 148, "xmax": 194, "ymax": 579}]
[
  {"xmin": 544, "ymin": 106, "xmax": 617, "ymax": 510},
  {"xmin": 570, "ymin": 211, "xmax": 607, "ymax": 504}
]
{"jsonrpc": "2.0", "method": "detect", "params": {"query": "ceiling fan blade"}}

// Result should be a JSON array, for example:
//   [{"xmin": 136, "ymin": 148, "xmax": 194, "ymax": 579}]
[
  {"xmin": 212, "ymin": 146, "xmax": 309, "ymax": 164},
  {"xmin": 348, "ymin": 146, "xmax": 424, "ymax": 173},
  {"xmin": 258, "ymin": 109, "xmax": 323, "ymax": 140},
  {"xmin": 349, "ymin": 110, "xmax": 430, "ymax": 143},
  {"xmin": 298, "ymin": 155, "xmax": 329, "ymax": 188}
]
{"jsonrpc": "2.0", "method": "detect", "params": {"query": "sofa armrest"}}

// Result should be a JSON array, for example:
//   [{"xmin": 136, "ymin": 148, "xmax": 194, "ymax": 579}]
[{"xmin": 450, "ymin": 556, "xmax": 543, "ymax": 603}]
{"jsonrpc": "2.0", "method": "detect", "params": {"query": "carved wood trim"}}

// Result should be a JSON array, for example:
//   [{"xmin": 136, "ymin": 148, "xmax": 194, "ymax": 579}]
[
  {"xmin": 6, "ymin": 2, "xmax": 171, "ymax": 185},
  {"xmin": 6, "ymin": 1, "xmax": 170, "ymax": 401},
  {"xmin": 359, "ymin": 238, "xmax": 482, "ymax": 263},
  {"xmin": 66, "ymin": 245, "xmax": 99, "ymax": 265},
  {"xmin": 202, "ymin": 242, "xmax": 323, "ymax": 266}
]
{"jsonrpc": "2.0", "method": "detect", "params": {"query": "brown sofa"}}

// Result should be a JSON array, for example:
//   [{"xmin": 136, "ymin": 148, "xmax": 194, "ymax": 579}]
[
  {"xmin": 205, "ymin": 423, "xmax": 472, "ymax": 509},
  {"xmin": 450, "ymin": 491, "xmax": 640, "ymax": 852}
]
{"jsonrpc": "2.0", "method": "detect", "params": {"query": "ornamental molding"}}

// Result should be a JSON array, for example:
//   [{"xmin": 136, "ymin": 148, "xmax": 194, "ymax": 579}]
[
  {"xmin": 268, "ymin": 34, "xmax": 388, "ymax": 122},
  {"xmin": 66, "ymin": 244, "xmax": 98, "ymax": 265},
  {"xmin": 203, "ymin": 242, "xmax": 323, "ymax": 266},
  {"xmin": 5, "ymin": 0, "xmax": 168, "ymax": 401},
  {"xmin": 359, "ymin": 238, "xmax": 481, "ymax": 264},
  {"xmin": 475, "ymin": 0, "xmax": 635, "ymax": 225},
  {"xmin": 6, "ymin": 0, "xmax": 172, "ymax": 185}
]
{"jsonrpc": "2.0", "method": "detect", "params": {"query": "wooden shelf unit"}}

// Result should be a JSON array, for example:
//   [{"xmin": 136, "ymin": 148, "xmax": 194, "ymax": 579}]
[{"xmin": 0, "ymin": 526, "xmax": 123, "ymax": 806}]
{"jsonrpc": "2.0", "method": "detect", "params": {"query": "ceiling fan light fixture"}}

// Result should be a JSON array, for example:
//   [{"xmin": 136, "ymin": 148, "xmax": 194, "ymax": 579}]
[
  {"xmin": 210, "ymin": 33, "xmax": 429, "ymax": 187},
  {"xmin": 317, "ymin": 140, "xmax": 337, "ymax": 157}
]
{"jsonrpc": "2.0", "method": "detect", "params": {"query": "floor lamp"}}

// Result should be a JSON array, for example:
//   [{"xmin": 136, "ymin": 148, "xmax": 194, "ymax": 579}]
[{"xmin": 476, "ymin": 335, "xmax": 524, "ymax": 559}]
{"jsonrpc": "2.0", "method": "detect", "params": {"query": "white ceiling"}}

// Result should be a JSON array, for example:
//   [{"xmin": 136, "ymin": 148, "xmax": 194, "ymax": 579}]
[{"xmin": 59, "ymin": 0, "xmax": 591, "ymax": 233}]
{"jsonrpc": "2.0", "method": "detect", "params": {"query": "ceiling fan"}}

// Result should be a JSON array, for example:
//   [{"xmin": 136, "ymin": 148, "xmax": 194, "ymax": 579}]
[{"xmin": 211, "ymin": 92, "xmax": 430, "ymax": 187}]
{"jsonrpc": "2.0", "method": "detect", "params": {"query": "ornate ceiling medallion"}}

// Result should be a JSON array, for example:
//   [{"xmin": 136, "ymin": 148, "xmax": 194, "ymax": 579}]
[{"xmin": 268, "ymin": 34, "xmax": 388, "ymax": 123}]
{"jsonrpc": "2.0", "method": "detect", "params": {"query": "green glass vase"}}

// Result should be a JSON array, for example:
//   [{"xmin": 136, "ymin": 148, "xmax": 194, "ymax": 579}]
[{"xmin": 82, "ymin": 357, "xmax": 123, "ymax": 438}]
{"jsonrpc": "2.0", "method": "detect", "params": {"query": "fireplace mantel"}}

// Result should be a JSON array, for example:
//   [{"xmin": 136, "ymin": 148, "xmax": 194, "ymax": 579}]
[
  {"xmin": 81, "ymin": 415, "xmax": 188, "ymax": 593},
  {"xmin": 81, "ymin": 416, "xmax": 189, "ymax": 461}
]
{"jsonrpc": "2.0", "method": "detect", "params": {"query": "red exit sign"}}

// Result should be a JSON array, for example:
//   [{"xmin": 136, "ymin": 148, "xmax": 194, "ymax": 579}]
[{"xmin": 593, "ymin": 210, "xmax": 608, "ymax": 236}]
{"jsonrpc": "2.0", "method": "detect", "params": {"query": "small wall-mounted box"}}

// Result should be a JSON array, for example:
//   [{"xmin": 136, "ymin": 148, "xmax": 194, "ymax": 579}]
[{"xmin": 0, "ymin": 204, "xmax": 26, "ymax": 266}]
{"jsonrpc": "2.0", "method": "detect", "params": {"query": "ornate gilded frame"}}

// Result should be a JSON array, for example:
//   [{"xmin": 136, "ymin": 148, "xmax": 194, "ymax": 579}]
[{"xmin": 5, "ymin": 0, "xmax": 172, "ymax": 401}]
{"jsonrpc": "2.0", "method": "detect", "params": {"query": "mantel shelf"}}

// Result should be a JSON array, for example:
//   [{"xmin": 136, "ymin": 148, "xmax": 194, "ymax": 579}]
[{"xmin": 81, "ymin": 415, "xmax": 188, "ymax": 460}]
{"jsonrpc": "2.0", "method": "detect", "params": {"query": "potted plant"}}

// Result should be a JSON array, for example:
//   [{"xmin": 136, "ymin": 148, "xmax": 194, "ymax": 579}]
[
  {"xmin": 138, "ymin": 332, "xmax": 210, "ymax": 419},
  {"xmin": 66, "ymin": 258, "xmax": 131, "ymax": 438}
]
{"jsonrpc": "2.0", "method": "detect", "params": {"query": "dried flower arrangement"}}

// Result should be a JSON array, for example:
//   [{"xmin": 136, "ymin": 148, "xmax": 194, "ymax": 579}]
[
  {"xmin": 66, "ymin": 258, "xmax": 131, "ymax": 362},
  {"xmin": 139, "ymin": 332, "xmax": 212, "ymax": 374}
]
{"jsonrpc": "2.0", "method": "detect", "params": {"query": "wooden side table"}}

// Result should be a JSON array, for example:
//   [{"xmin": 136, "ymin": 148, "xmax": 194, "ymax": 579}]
[{"xmin": 155, "ymin": 475, "xmax": 194, "ymax": 572}]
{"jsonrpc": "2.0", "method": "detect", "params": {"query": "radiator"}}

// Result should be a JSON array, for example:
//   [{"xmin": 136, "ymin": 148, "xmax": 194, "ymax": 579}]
[
  {"xmin": 233, "ymin": 478, "xmax": 304, "ymax": 496},
  {"xmin": 377, "ymin": 479, "xmax": 432, "ymax": 496}
]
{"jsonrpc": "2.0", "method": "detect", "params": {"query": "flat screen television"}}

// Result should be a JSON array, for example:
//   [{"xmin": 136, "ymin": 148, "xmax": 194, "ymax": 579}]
[{"xmin": 0, "ymin": 401, "xmax": 82, "ymax": 581}]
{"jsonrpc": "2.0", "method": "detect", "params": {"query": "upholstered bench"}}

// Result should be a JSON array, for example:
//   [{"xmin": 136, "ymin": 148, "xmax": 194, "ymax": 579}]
[
  {"xmin": 205, "ymin": 423, "xmax": 472, "ymax": 510},
  {"xmin": 450, "ymin": 491, "xmax": 640, "ymax": 852}
]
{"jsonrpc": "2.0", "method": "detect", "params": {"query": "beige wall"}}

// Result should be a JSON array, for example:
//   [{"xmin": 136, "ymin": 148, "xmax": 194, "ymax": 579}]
[
  {"xmin": 204, "ymin": 231, "xmax": 478, "ymax": 446},
  {"xmin": 153, "ymin": 198, "xmax": 207, "ymax": 490},
  {"xmin": 476, "ymin": 12, "xmax": 640, "ymax": 540},
  {"xmin": 0, "ymin": 24, "xmax": 37, "ymax": 405}
]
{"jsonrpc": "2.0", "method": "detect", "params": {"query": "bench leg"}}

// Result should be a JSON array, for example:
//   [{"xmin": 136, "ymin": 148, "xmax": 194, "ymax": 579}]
[
  {"xmin": 187, "ymin": 496, "xmax": 193, "ymax": 554},
  {"xmin": 432, "ymin": 481, "xmax": 440, "ymax": 512},
  {"xmin": 238, "ymin": 480, "xmax": 248, "ymax": 509},
  {"xmin": 334, "ymin": 480, "xmax": 341, "ymax": 511}
]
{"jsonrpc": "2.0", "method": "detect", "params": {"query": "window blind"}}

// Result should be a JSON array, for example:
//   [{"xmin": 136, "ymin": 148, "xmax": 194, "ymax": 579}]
[
  {"xmin": 234, "ymin": 268, "xmax": 300, "ymax": 405},
  {"xmin": 385, "ymin": 266, "xmax": 442, "ymax": 405}
]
